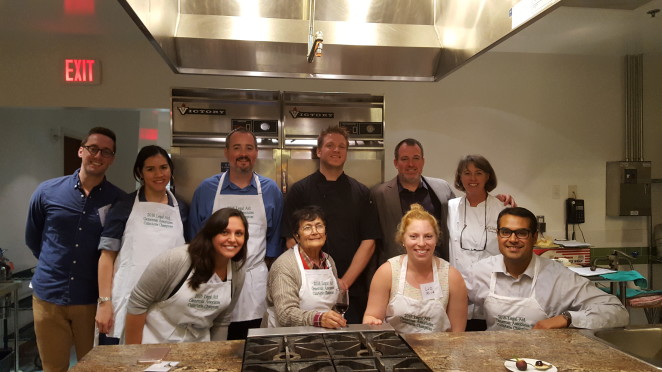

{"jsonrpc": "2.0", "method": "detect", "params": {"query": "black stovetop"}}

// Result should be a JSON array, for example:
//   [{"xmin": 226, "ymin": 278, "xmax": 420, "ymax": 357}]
[{"xmin": 242, "ymin": 330, "xmax": 431, "ymax": 372}]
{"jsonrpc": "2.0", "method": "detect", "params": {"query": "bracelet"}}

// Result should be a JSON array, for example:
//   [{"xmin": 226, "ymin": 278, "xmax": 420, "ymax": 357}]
[
  {"xmin": 561, "ymin": 311, "xmax": 572, "ymax": 327},
  {"xmin": 97, "ymin": 296, "xmax": 111, "ymax": 304}
]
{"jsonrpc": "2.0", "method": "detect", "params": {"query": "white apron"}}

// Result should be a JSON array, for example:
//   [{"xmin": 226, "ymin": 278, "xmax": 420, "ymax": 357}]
[
  {"xmin": 109, "ymin": 190, "xmax": 185, "ymax": 339},
  {"xmin": 448, "ymin": 196, "xmax": 500, "ymax": 277},
  {"xmin": 448, "ymin": 196, "xmax": 500, "ymax": 320},
  {"xmin": 213, "ymin": 172, "xmax": 268, "ymax": 322},
  {"xmin": 386, "ymin": 256, "xmax": 450, "ymax": 334},
  {"xmin": 484, "ymin": 259, "xmax": 548, "ymax": 330},
  {"xmin": 142, "ymin": 262, "xmax": 232, "ymax": 344},
  {"xmin": 267, "ymin": 246, "xmax": 339, "ymax": 327}
]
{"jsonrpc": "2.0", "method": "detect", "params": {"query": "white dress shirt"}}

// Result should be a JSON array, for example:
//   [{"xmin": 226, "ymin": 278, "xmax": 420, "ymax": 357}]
[{"xmin": 466, "ymin": 254, "xmax": 629, "ymax": 329}]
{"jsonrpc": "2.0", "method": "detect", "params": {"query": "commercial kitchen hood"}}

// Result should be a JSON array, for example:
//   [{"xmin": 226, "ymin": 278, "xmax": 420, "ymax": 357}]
[{"xmin": 117, "ymin": 0, "xmax": 656, "ymax": 82}]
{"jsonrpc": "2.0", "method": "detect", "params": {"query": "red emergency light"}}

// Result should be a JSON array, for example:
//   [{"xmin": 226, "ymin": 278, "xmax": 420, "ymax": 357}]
[
  {"xmin": 64, "ymin": 59, "xmax": 101, "ymax": 84},
  {"xmin": 140, "ymin": 128, "xmax": 159, "ymax": 141}
]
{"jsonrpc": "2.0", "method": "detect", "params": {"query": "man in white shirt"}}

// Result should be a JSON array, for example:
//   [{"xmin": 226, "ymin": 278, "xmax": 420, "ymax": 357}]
[{"xmin": 466, "ymin": 207, "xmax": 629, "ymax": 330}]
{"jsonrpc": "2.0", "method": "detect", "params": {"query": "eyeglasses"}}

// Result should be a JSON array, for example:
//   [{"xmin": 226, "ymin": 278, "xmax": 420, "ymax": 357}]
[
  {"xmin": 82, "ymin": 145, "xmax": 115, "ymax": 158},
  {"xmin": 301, "ymin": 223, "xmax": 326, "ymax": 235},
  {"xmin": 497, "ymin": 228, "xmax": 532, "ymax": 239},
  {"xmin": 460, "ymin": 224, "xmax": 488, "ymax": 251}
]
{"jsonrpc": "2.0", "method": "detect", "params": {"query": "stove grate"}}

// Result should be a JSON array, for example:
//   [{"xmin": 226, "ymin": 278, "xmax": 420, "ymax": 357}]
[{"xmin": 242, "ymin": 331, "xmax": 431, "ymax": 372}]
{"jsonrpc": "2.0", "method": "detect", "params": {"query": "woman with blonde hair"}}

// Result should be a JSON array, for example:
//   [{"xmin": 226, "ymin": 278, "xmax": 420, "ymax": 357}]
[{"xmin": 363, "ymin": 204, "xmax": 467, "ymax": 333}]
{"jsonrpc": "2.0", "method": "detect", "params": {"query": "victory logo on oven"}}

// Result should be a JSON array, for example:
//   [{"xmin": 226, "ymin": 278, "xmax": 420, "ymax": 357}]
[
  {"xmin": 289, "ymin": 107, "xmax": 334, "ymax": 119},
  {"xmin": 177, "ymin": 104, "xmax": 226, "ymax": 116}
]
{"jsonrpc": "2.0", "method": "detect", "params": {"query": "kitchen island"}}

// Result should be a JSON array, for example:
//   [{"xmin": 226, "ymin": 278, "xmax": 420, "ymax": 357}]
[{"xmin": 71, "ymin": 329, "xmax": 659, "ymax": 371}]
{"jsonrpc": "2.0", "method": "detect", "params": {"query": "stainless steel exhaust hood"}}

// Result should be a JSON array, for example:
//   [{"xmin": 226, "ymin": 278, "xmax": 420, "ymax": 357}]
[{"xmin": 117, "ymin": 0, "xmax": 655, "ymax": 82}]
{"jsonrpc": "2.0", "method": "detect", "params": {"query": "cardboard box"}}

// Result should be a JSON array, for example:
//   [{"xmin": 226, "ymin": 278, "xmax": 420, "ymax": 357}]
[{"xmin": 534, "ymin": 247, "xmax": 591, "ymax": 266}]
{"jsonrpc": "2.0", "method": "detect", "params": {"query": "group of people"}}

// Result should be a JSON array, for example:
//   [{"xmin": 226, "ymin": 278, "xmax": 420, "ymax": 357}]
[{"xmin": 26, "ymin": 126, "xmax": 629, "ymax": 372}]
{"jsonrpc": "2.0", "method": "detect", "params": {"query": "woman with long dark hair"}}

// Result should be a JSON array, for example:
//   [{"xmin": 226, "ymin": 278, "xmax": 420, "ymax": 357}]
[
  {"xmin": 125, "ymin": 208, "xmax": 247, "ymax": 344},
  {"xmin": 96, "ymin": 145, "xmax": 187, "ymax": 343}
]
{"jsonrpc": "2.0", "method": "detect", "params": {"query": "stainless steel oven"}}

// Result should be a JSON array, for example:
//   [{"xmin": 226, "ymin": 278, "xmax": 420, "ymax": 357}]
[{"xmin": 170, "ymin": 88, "xmax": 384, "ymax": 204}]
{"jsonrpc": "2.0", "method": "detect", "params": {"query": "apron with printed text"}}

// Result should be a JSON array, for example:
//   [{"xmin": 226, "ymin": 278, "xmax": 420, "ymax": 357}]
[
  {"xmin": 142, "ymin": 263, "xmax": 232, "ymax": 343},
  {"xmin": 110, "ymin": 190, "xmax": 184, "ymax": 339},
  {"xmin": 267, "ymin": 246, "xmax": 339, "ymax": 327},
  {"xmin": 484, "ymin": 258, "xmax": 548, "ymax": 330},
  {"xmin": 386, "ymin": 256, "xmax": 450, "ymax": 333},
  {"xmin": 213, "ymin": 172, "xmax": 268, "ymax": 322}
]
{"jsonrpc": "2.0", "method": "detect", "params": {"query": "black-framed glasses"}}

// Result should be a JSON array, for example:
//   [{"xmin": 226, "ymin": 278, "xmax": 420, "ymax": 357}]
[
  {"xmin": 497, "ymin": 228, "xmax": 532, "ymax": 239},
  {"xmin": 301, "ymin": 223, "xmax": 325, "ymax": 235},
  {"xmin": 460, "ymin": 224, "xmax": 488, "ymax": 251},
  {"xmin": 82, "ymin": 145, "xmax": 115, "ymax": 158}
]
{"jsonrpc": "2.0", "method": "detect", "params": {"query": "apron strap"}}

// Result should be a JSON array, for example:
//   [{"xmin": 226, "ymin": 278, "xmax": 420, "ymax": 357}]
[{"xmin": 168, "ymin": 264, "xmax": 194, "ymax": 299}]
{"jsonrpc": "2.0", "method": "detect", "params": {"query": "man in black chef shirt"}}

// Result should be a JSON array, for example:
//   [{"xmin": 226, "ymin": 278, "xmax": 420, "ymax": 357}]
[{"xmin": 281, "ymin": 126, "xmax": 380, "ymax": 324}]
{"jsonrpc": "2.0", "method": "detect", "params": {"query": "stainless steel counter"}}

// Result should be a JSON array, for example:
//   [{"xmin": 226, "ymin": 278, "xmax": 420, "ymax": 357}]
[{"xmin": 247, "ymin": 323, "xmax": 394, "ymax": 337}]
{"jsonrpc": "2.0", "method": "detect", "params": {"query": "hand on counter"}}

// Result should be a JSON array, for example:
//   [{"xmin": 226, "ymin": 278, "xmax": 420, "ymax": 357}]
[
  {"xmin": 321, "ymin": 310, "xmax": 347, "ymax": 329},
  {"xmin": 362, "ymin": 315, "xmax": 383, "ymax": 326},
  {"xmin": 533, "ymin": 315, "xmax": 569, "ymax": 329}
]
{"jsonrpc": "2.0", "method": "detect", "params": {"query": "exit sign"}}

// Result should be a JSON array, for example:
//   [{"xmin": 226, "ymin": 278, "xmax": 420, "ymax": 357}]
[{"xmin": 64, "ymin": 59, "xmax": 101, "ymax": 85}]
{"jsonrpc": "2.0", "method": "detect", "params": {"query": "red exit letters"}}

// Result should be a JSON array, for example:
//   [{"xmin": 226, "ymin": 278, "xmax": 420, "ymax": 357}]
[{"xmin": 64, "ymin": 59, "xmax": 100, "ymax": 84}]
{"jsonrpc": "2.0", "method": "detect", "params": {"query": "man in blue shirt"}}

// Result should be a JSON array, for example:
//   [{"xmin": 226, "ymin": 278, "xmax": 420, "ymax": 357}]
[
  {"xmin": 26, "ymin": 127, "xmax": 124, "ymax": 371},
  {"xmin": 189, "ymin": 128, "xmax": 283, "ymax": 340}
]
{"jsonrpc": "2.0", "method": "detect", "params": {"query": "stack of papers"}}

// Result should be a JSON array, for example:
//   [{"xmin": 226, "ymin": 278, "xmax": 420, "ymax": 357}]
[
  {"xmin": 568, "ymin": 267, "xmax": 617, "ymax": 276},
  {"xmin": 553, "ymin": 240, "xmax": 591, "ymax": 248}
]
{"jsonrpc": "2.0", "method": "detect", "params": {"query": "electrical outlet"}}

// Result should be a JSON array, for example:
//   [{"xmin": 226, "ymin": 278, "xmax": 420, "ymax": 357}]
[
  {"xmin": 568, "ymin": 185, "xmax": 577, "ymax": 198},
  {"xmin": 552, "ymin": 185, "xmax": 560, "ymax": 199}
]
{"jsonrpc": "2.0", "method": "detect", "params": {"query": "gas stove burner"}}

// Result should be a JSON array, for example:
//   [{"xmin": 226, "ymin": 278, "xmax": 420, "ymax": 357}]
[
  {"xmin": 334, "ymin": 358, "xmax": 379, "ymax": 372},
  {"xmin": 242, "ymin": 362, "xmax": 286, "ymax": 372},
  {"xmin": 242, "ymin": 330, "xmax": 431, "ymax": 372},
  {"xmin": 290, "ymin": 360, "xmax": 335, "ymax": 372},
  {"xmin": 272, "ymin": 351, "xmax": 289, "ymax": 361},
  {"xmin": 325, "ymin": 333, "xmax": 363, "ymax": 358},
  {"xmin": 380, "ymin": 356, "xmax": 430, "ymax": 372},
  {"xmin": 288, "ymin": 335, "xmax": 330, "ymax": 359},
  {"xmin": 243, "ymin": 337, "xmax": 283, "ymax": 362},
  {"xmin": 369, "ymin": 333, "xmax": 414, "ymax": 357}
]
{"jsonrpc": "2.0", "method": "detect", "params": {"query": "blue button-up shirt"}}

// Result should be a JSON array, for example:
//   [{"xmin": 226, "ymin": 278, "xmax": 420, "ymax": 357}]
[
  {"xmin": 188, "ymin": 172, "xmax": 283, "ymax": 258},
  {"xmin": 25, "ymin": 169, "xmax": 125, "ymax": 305}
]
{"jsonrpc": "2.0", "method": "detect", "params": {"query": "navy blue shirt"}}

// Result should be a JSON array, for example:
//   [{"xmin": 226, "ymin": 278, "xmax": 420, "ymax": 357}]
[
  {"xmin": 98, "ymin": 188, "xmax": 189, "ymax": 252},
  {"xmin": 25, "ymin": 169, "xmax": 125, "ymax": 305}
]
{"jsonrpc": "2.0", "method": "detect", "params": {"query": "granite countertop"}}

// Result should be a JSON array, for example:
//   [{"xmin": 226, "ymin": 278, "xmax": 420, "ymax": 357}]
[
  {"xmin": 403, "ymin": 329, "xmax": 660, "ymax": 371},
  {"xmin": 71, "ymin": 340, "xmax": 244, "ymax": 372},
  {"xmin": 72, "ymin": 329, "xmax": 660, "ymax": 371}
]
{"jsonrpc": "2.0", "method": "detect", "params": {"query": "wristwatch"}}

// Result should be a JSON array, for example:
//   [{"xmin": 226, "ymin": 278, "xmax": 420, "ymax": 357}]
[
  {"xmin": 561, "ymin": 311, "xmax": 572, "ymax": 327},
  {"xmin": 97, "ymin": 296, "xmax": 111, "ymax": 304}
]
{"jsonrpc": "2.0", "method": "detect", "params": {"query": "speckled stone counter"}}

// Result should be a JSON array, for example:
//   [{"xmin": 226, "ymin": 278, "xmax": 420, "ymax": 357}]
[
  {"xmin": 71, "ymin": 340, "xmax": 244, "ymax": 372},
  {"xmin": 403, "ymin": 329, "xmax": 660, "ymax": 371},
  {"xmin": 72, "ymin": 329, "xmax": 660, "ymax": 371}
]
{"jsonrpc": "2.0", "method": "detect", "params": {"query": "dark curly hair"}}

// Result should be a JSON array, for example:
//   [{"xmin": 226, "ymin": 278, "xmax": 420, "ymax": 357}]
[{"xmin": 187, "ymin": 208, "xmax": 248, "ymax": 290}]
